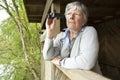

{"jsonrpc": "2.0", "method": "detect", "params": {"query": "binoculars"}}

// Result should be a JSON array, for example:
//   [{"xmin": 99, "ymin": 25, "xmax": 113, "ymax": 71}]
[{"xmin": 47, "ymin": 13, "xmax": 65, "ymax": 19}]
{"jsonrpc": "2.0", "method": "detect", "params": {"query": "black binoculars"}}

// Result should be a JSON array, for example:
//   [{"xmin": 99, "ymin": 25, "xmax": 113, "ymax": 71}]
[{"xmin": 47, "ymin": 13, "xmax": 65, "ymax": 19}]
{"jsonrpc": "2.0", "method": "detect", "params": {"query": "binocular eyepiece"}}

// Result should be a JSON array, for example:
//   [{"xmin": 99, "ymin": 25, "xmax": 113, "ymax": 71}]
[{"xmin": 47, "ymin": 13, "xmax": 65, "ymax": 19}]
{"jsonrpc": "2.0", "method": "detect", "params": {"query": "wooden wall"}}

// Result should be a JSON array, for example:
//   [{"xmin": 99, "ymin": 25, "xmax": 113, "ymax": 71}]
[{"xmin": 96, "ymin": 18, "xmax": 120, "ymax": 80}]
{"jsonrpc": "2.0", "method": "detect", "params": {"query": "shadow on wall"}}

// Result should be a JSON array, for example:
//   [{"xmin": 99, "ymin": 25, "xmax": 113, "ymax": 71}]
[{"xmin": 96, "ymin": 18, "xmax": 120, "ymax": 80}]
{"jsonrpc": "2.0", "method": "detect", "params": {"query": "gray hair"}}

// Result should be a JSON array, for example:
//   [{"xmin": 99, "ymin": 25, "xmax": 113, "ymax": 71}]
[{"xmin": 65, "ymin": 1, "xmax": 88, "ymax": 22}]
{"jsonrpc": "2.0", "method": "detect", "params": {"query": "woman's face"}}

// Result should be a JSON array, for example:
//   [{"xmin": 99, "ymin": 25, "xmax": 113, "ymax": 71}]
[{"xmin": 65, "ymin": 8, "xmax": 86, "ymax": 32}]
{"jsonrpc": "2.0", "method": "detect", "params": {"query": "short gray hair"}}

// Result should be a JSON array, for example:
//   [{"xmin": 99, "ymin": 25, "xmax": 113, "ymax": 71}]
[{"xmin": 65, "ymin": 1, "xmax": 88, "ymax": 21}]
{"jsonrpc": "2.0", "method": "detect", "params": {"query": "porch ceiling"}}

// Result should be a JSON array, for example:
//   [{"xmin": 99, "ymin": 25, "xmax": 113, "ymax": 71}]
[{"xmin": 23, "ymin": 0, "xmax": 120, "ymax": 27}]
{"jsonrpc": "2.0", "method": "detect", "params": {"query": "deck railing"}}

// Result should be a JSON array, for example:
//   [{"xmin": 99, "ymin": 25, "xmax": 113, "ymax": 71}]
[{"xmin": 41, "ymin": 55, "xmax": 111, "ymax": 80}]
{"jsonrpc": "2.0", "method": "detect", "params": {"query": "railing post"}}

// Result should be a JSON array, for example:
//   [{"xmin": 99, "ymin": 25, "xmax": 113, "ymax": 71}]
[
  {"xmin": 44, "ymin": 61, "xmax": 55, "ymax": 80},
  {"xmin": 41, "ymin": 53, "xmax": 45, "ymax": 80}
]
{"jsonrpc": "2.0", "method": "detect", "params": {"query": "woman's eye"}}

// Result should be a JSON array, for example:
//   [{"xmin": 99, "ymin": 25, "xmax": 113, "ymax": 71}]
[
  {"xmin": 65, "ymin": 13, "xmax": 81, "ymax": 17},
  {"xmin": 74, "ymin": 13, "xmax": 80, "ymax": 16},
  {"xmin": 66, "ymin": 13, "xmax": 71, "ymax": 15}
]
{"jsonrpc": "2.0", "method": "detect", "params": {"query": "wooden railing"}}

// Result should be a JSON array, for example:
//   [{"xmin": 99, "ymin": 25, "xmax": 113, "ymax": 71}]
[{"xmin": 41, "ymin": 55, "xmax": 111, "ymax": 80}]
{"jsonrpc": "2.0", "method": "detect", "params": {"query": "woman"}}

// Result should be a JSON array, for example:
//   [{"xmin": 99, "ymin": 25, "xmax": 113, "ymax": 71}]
[{"xmin": 43, "ymin": 1, "xmax": 102, "ymax": 74}]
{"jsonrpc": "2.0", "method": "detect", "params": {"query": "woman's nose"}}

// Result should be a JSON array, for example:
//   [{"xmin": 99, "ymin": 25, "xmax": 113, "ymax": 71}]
[{"xmin": 69, "ymin": 14, "xmax": 74, "ymax": 19}]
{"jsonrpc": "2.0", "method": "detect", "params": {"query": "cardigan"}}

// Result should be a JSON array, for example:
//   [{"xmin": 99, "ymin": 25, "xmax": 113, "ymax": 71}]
[{"xmin": 43, "ymin": 26, "xmax": 102, "ymax": 74}]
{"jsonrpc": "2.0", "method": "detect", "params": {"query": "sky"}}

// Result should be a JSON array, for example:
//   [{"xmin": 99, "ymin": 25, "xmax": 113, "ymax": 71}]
[
  {"xmin": 0, "ymin": 10, "xmax": 9, "ymax": 35},
  {"xmin": 0, "ymin": 10, "xmax": 9, "ymax": 23}
]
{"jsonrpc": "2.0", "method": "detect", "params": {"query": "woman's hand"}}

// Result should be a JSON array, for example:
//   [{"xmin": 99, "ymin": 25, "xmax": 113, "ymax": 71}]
[
  {"xmin": 51, "ymin": 56, "xmax": 62, "ymax": 65},
  {"xmin": 46, "ymin": 18, "xmax": 57, "ymax": 39}
]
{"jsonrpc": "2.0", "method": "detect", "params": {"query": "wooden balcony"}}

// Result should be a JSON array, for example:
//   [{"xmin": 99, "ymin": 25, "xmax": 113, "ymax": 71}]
[
  {"xmin": 23, "ymin": 0, "xmax": 120, "ymax": 79},
  {"xmin": 41, "ymin": 55, "xmax": 111, "ymax": 80}
]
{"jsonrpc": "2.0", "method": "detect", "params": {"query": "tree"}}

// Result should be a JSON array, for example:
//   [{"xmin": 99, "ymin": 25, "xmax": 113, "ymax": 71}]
[{"xmin": 0, "ymin": 0, "xmax": 41, "ymax": 80}]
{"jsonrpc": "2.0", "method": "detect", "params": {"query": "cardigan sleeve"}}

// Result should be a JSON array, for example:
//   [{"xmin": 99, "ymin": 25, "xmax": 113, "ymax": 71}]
[
  {"xmin": 60, "ymin": 27, "xmax": 99, "ymax": 70},
  {"xmin": 43, "ymin": 32, "xmax": 64, "ymax": 60}
]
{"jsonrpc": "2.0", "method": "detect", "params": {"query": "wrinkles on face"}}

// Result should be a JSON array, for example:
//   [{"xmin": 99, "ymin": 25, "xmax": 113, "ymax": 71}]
[{"xmin": 66, "ymin": 9, "xmax": 85, "ymax": 32}]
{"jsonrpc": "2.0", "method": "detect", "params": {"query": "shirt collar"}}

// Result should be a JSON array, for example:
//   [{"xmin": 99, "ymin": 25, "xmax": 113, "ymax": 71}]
[
  {"xmin": 62, "ymin": 28, "xmax": 70, "ymax": 47},
  {"xmin": 63, "ymin": 27, "xmax": 85, "ymax": 39},
  {"xmin": 63, "ymin": 28, "xmax": 70, "ymax": 39},
  {"xmin": 62, "ymin": 26, "xmax": 85, "ymax": 47}
]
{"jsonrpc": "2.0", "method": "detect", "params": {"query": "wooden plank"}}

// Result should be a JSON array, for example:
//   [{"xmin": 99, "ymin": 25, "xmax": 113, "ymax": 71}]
[
  {"xmin": 55, "ymin": 65, "xmax": 111, "ymax": 80},
  {"xmin": 60, "ymin": 73, "xmax": 67, "ymax": 80},
  {"xmin": 44, "ymin": 61, "xmax": 55, "ymax": 80},
  {"xmin": 41, "ymin": 54, "xmax": 45, "ymax": 80},
  {"xmin": 54, "ymin": 64, "xmax": 70, "ymax": 80}
]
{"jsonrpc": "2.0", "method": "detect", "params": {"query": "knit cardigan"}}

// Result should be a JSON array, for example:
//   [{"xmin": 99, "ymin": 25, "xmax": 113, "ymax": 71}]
[{"xmin": 43, "ymin": 26, "xmax": 102, "ymax": 74}]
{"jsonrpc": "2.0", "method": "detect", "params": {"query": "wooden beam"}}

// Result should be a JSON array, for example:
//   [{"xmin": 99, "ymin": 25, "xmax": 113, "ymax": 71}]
[
  {"xmin": 41, "ymin": 0, "xmax": 53, "ymax": 27},
  {"xmin": 40, "ymin": 0, "xmax": 60, "ymax": 42},
  {"xmin": 52, "ymin": 0, "xmax": 60, "ymax": 37},
  {"xmin": 40, "ymin": 0, "xmax": 53, "ymax": 42}
]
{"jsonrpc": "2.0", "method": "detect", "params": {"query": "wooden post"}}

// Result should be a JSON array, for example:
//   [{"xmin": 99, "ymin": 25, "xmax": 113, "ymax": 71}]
[
  {"xmin": 51, "ymin": 0, "xmax": 60, "ymax": 38},
  {"xmin": 41, "ymin": 0, "xmax": 61, "ymax": 80},
  {"xmin": 45, "ymin": 61, "xmax": 55, "ymax": 80},
  {"xmin": 41, "ymin": 0, "xmax": 53, "ymax": 27},
  {"xmin": 44, "ymin": 0, "xmax": 61, "ymax": 74},
  {"xmin": 41, "ymin": 53, "xmax": 45, "ymax": 80},
  {"xmin": 40, "ymin": 0, "xmax": 60, "ymax": 42}
]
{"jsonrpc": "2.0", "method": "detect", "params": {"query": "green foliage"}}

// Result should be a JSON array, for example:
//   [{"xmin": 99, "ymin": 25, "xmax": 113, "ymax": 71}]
[{"xmin": 0, "ymin": 0, "xmax": 42, "ymax": 80}]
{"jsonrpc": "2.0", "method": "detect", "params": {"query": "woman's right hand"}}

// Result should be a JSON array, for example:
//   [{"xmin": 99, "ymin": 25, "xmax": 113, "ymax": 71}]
[{"xmin": 46, "ymin": 18, "xmax": 57, "ymax": 39}]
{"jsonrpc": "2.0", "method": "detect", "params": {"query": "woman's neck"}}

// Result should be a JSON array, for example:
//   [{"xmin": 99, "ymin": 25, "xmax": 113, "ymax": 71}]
[{"xmin": 69, "ymin": 30, "xmax": 79, "ymax": 40}]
